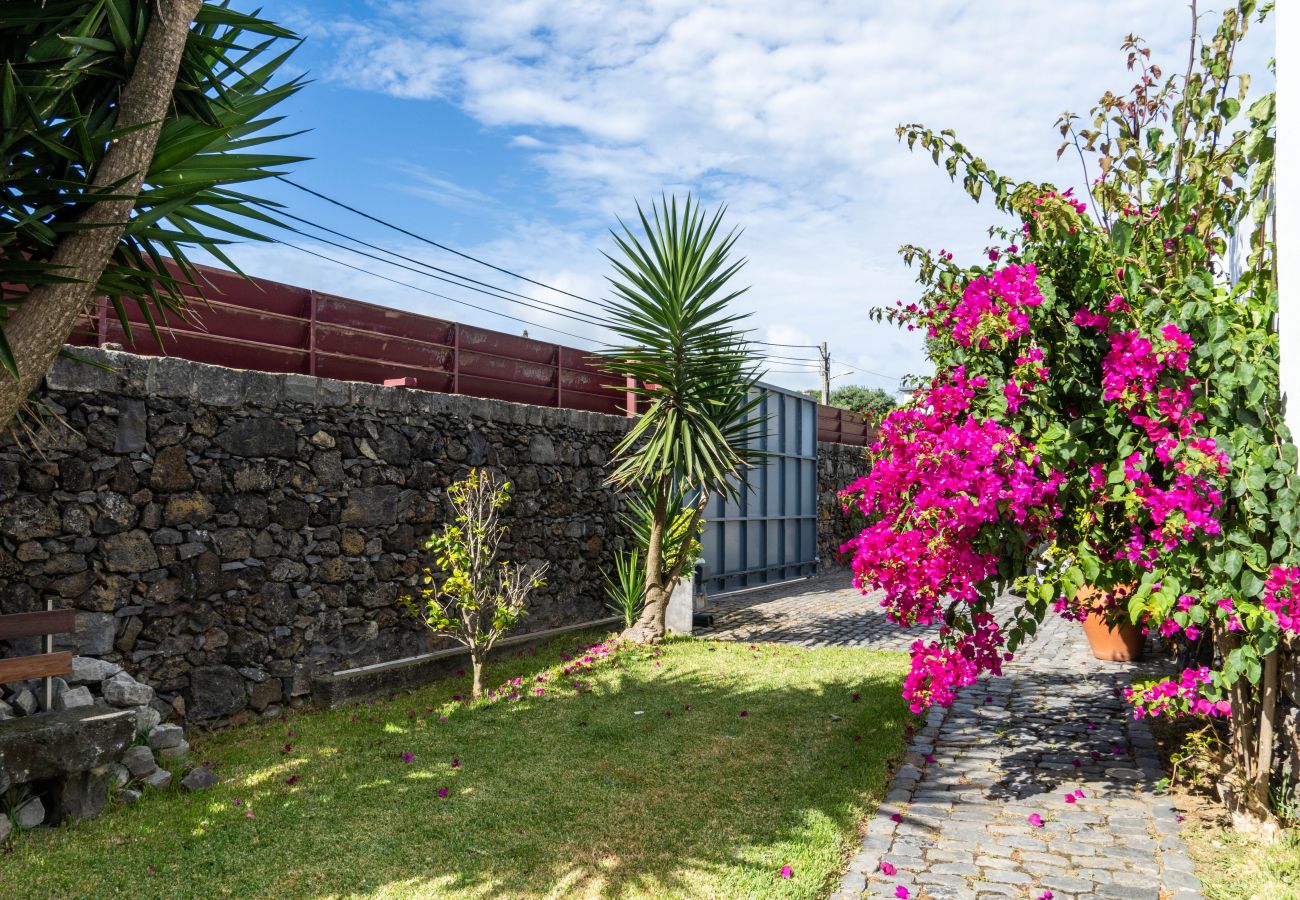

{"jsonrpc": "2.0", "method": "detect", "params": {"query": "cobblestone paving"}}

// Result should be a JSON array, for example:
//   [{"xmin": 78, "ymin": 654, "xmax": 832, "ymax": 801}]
[
  {"xmin": 697, "ymin": 574, "xmax": 935, "ymax": 650},
  {"xmin": 700, "ymin": 575, "xmax": 1202, "ymax": 900}
]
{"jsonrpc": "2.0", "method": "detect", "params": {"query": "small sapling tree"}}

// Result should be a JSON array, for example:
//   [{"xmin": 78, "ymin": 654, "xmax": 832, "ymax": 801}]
[{"xmin": 406, "ymin": 469, "xmax": 548, "ymax": 698}]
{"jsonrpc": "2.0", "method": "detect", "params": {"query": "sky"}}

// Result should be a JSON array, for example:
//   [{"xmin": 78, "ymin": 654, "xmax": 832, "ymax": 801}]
[{"xmin": 213, "ymin": 1, "xmax": 1276, "ymax": 397}]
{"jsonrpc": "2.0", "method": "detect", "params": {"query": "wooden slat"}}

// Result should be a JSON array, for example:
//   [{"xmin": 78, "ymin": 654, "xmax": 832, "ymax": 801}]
[
  {"xmin": 0, "ymin": 651, "xmax": 73, "ymax": 683},
  {"xmin": 0, "ymin": 608, "xmax": 76, "ymax": 640}
]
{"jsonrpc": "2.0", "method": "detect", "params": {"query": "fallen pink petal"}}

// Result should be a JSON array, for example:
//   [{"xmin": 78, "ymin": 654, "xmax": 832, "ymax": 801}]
[
  {"xmin": 1028, "ymin": 813, "xmax": 1044, "ymax": 828},
  {"xmin": 894, "ymin": 887, "xmax": 909, "ymax": 899},
  {"xmin": 880, "ymin": 860, "xmax": 897, "ymax": 876}
]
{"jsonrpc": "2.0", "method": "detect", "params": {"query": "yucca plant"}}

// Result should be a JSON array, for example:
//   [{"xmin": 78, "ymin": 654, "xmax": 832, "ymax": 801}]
[
  {"xmin": 603, "ymin": 484, "xmax": 705, "ymax": 629},
  {"xmin": 0, "ymin": 1, "xmax": 305, "ymax": 430},
  {"xmin": 603, "ymin": 548, "xmax": 644, "ymax": 630},
  {"xmin": 601, "ymin": 195, "xmax": 764, "ymax": 643}
]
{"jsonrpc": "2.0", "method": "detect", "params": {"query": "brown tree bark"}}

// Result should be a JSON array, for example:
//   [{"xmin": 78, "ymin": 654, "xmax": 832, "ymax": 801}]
[
  {"xmin": 621, "ymin": 486, "xmax": 705, "ymax": 644},
  {"xmin": 470, "ymin": 649, "xmax": 485, "ymax": 699},
  {"xmin": 0, "ymin": 0, "xmax": 203, "ymax": 431},
  {"xmin": 621, "ymin": 483, "xmax": 670, "ymax": 644}
]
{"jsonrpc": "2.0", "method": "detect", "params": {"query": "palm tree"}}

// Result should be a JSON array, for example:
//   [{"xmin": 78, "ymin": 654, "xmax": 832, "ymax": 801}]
[
  {"xmin": 601, "ymin": 195, "xmax": 764, "ymax": 643},
  {"xmin": 0, "ymin": 2, "xmax": 304, "ymax": 430}
]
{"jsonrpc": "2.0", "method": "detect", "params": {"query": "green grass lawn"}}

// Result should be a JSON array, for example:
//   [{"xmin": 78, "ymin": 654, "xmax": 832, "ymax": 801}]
[
  {"xmin": 1, "ymin": 632, "xmax": 910, "ymax": 899},
  {"xmin": 1182, "ymin": 823, "xmax": 1300, "ymax": 899}
]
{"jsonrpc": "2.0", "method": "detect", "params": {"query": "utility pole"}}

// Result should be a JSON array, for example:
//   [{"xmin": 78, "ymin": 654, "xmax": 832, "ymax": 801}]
[{"xmin": 819, "ymin": 341, "xmax": 830, "ymax": 405}]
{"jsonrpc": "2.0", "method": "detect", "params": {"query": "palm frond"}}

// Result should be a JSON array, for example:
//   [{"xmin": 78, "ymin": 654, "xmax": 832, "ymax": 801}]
[{"xmin": 600, "ymin": 195, "xmax": 766, "ymax": 500}]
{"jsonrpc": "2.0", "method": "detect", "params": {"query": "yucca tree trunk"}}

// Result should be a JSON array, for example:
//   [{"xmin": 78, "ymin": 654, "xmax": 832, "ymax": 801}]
[
  {"xmin": 0, "ymin": 0, "xmax": 202, "ymax": 431},
  {"xmin": 622, "ymin": 484, "xmax": 670, "ymax": 644}
]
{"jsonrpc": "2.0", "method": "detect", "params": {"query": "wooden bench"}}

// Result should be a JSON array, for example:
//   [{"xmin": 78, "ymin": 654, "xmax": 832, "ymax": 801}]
[{"xmin": 0, "ymin": 606, "xmax": 76, "ymax": 710}]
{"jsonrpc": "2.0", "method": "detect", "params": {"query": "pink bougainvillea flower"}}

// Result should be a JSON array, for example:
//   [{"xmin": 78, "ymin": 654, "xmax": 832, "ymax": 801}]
[
  {"xmin": 452, "ymin": 694, "xmax": 462, "ymax": 702},
  {"xmin": 451, "ymin": 758, "xmax": 461, "ymax": 768},
  {"xmin": 890, "ymin": 812, "xmax": 903, "ymax": 824},
  {"xmin": 854, "ymin": 734, "xmax": 863, "ymax": 742},
  {"xmin": 894, "ymin": 887, "xmax": 910, "ymax": 899},
  {"xmin": 401, "ymin": 752, "xmax": 414, "ymax": 763},
  {"xmin": 852, "ymin": 692, "xmax": 861, "ymax": 702},
  {"xmin": 779, "ymin": 865, "xmax": 793, "ymax": 879},
  {"xmin": 1038, "ymin": 892, "xmax": 1054, "ymax": 900},
  {"xmin": 437, "ymin": 787, "xmax": 448, "ymax": 798},
  {"xmin": 880, "ymin": 860, "xmax": 897, "ymax": 876},
  {"xmin": 1028, "ymin": 813, "xmax": 1044, "ymax": 828},
  {"xmin": 739, "ymin": 710, "xmax": 749, "ymax": 718},
  {"xmin": 281, "ymin": 743, "xmax": 293, "ymax": 754},
  {"xmin": 285, "ymin": 774, "xmax": 299, "ymax": 786},
  {"xmin": 1072, "ymin": 758, "xmax": 1083, "ymax": 767},
  {"xmin": 1064, "ymin": 794, "xmax": 1077, "ymax": 804},
  {"xmin": 232, "ymin": 798, "xmax": 243, "ymax": 806},
  {"xmin": 924, "ymin": 754, "xmax": 936, "ymax": 764},
  {"xmin": 1090, "ymin": 751, "xmax": 1102, "ymax": 761}
]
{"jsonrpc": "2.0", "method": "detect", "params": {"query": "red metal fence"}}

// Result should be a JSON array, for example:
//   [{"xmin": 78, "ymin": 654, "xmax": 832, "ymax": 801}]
[
  {"xmin": 68, "ymin": 262, "xmax": 873, "ymax": 444},
  {"xmin": 816, "ymin": 404, "xmax": 874, "ymax": 447}
]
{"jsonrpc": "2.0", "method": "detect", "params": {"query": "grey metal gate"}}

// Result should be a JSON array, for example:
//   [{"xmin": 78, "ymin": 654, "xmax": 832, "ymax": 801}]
[{"xmin": 697, "ymin": 383, "xmax": 818, "ymax": 595}]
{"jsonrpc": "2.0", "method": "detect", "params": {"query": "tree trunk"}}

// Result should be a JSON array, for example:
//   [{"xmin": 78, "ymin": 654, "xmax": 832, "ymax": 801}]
[
  {"xmin": 0, "ymin": 0, "xmax": 203, "ymax": 431},
  {"xmin": 621, "ymin": 482, "xmax": 670, "ymax": 643},
  {"xmin": 623, "ymin": 581, "xmax": 671, "ymax": 644},
  {"xmin": 1216, "ymin": 625, "xmax": 1283, "ymax": 840},
  {"xmin": 470, "ymin": 651, "xmax": 485, "ymax": 699}
]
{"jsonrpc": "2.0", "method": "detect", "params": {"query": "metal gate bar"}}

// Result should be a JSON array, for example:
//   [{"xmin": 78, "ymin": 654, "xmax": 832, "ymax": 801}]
[{"xmin": 698, "ymin": 383, "xmax": 818, "ymax": 596}]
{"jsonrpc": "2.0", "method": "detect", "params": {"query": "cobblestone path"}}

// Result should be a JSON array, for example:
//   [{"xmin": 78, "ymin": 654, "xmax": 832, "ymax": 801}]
[{"xmin": 700, "ymin": 575, "xmax": 1202, "ymax": 900}]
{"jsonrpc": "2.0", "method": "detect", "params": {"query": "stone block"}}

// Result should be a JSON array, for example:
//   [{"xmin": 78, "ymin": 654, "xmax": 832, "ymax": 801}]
[
  {"xmin": 181, "ymin": 766, "xmax": 218, "ymax": 792},
  {"xmin": 132, "ymin": 705, "xmax": 161, "ymax": 735},
  {"xmin": 0, "ymin": 706, "xmax": 135, "ymax": 785},
  {"xmin": 121, "ymin": 744, "xmax": 157, "ymax": 779},
  {"xmin": 158, "ymin": 740, "xmax": 190, "ymax": 762},
  {"xmin": 56, "ymin": 686, "xmax": 94, "ymax": 710},
  {"xmin": 102, "ymin": 672, "xmax": 154, "ymax": 707},
  {"xmin": 15, "ymin": 796, "xmax": 44, "ymax": 829},
  {"xmin": 189, "ymin": 665, "xmax": 247, "ymax": 720},
  {"xmin": 51, "ymin": 769, "xmax": 110, "ymax": 821},
  {"xmin": 142, "ymin": 767, "xmax": 172, "ymax": 790},
  {"xmin": 147, "ymin": 724, "xmax": 185, "ymax": 750},
  {"xmin": 69, "ymin": 656, "xmax": 124, "ymax": 685}
]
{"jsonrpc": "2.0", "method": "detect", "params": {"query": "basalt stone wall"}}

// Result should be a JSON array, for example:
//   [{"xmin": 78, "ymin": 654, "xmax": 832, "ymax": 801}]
[
  {"xmin": 816, "ymin": 440, "xmax": 867, "ymax": 570},
  {"xmin": 0, "ymin": 349, "xmax": 632, "ymax": 724}
]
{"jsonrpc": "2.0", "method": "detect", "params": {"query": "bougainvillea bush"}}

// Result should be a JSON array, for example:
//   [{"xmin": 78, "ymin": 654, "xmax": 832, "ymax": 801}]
[{"xmin": 843, "ymin": 0, "xmax": 1292, "ymax": 832}]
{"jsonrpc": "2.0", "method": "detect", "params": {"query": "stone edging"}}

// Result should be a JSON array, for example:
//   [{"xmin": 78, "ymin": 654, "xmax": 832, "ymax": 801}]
[{"xmin": 831, "ymin": 703, "xmax": 952, "ymax": 898}]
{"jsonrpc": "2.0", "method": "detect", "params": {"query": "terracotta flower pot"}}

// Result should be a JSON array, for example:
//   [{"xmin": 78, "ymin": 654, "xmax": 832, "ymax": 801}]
[{"xmin": 1077, "ymin": 585, "xmax": 1145, "ymax": 662}]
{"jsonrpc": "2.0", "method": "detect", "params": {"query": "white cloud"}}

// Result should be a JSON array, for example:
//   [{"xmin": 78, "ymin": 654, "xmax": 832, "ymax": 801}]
[{"xmin": 251, "ymin": 0, "xmax": 1275, "ymax": 394}]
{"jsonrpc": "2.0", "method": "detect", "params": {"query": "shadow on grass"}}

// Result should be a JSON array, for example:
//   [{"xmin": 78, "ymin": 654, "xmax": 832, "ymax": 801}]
[{"xmin": 2, "ymin": 634, "xmax": 911, "ymax": 900}]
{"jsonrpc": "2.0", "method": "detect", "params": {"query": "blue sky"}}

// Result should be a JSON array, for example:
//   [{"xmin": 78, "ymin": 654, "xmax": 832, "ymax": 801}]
[{"xmin": 219, "ymin": 1, "xmax": 1275, "ymax": 396}]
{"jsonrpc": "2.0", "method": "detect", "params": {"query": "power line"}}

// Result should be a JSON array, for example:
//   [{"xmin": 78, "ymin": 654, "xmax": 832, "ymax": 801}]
[
  {"xmin": 760, "ymin": 353, "xmax": 821, "ymax": 365},
  {"xmin": 274, "ymin": 239, "xmax": 602, "ymax": 347},
  {"xmin": 274, "ymin": 209, "xmax": 606, "ymax": 327},
  {"xmin": 277, "ymin": 176, "xmax": 605, "ymax": 311},
  {"xmin": 836, "ymin": 361, "xmax": 906, "ymax": 382},
  {"xmin": 271, "ymin": 224, "xmax": 609, "ymax": 330},
  {"xmin": 752, "ymin": 339, "xmax": 822, "ymax": 350}
]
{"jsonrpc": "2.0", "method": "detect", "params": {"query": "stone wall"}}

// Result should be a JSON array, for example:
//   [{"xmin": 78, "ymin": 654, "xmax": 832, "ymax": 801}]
[
  {"xmin": 0, "ymin": 350, "xmax": 632, "ymax": 724},
  {"xmin": 816, "ymin": 440, "xmax": 867, "ymax": 570}
]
